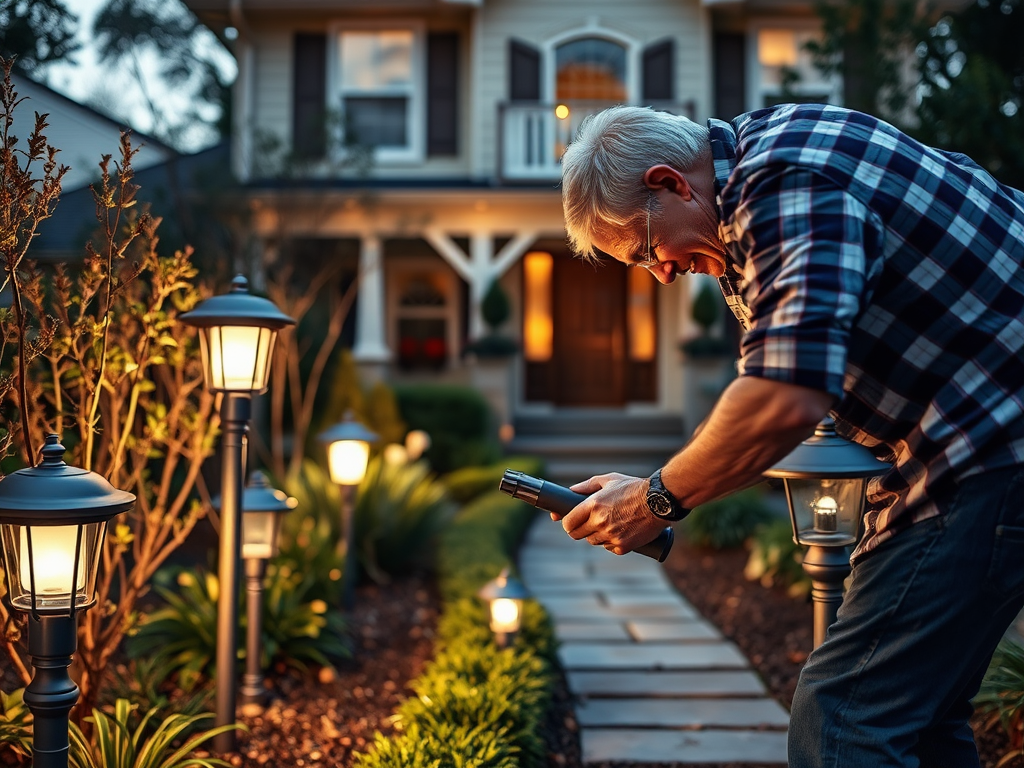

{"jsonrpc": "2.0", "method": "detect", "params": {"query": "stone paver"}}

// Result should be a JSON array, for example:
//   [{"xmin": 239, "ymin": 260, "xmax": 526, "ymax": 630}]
[
  {"xmin": 582, "ymin": 729, "xmax": 789, "ymax": 764},
  {"xmin": 518, "ymin": 515, "xmax": 789, "ymax": 765}
]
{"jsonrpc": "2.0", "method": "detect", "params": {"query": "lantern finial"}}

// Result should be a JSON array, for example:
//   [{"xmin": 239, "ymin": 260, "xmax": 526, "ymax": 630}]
[{"xmin": 39, "ymin": 434, "xmax": 66, "ymax": 467}]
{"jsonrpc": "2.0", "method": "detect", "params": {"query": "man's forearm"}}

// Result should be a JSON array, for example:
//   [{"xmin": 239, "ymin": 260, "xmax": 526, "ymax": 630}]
[{"xmin": 661, "ymin": 376, "xmax": 835, "ymax": 507}]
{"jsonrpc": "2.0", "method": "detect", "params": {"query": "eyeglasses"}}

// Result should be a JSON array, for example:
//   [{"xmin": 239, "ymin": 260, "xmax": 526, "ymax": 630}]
[{"xmin": 627, "ymin": 195, "xmax": 661, "ymax": 270}]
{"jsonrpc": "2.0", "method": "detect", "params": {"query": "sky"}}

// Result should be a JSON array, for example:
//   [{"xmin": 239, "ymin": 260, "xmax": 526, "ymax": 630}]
[{"xmin": 41, "ymin": 0, "xmax": 237, "ymax": 152}]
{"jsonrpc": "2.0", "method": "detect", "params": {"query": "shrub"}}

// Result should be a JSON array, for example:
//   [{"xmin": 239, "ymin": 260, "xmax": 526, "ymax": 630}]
[
  {"xmin": 353, "ymin": 486, "xmax": 555, "ymax": 768},
  {"xmin": 128, "ymin": 565, "xmax": 348, "ymax": 687},
  {"xmin": 0, "ymin": 687, "xmax": 31, "ymax": 758},
  {"xmin": 393, "ymin": 384, "xmax": 500, "ymax": 472},
  {"xmin": 354, "ymin": 455, "xmax": 456, "ymax": 582},
  {"xmin": 100, "ymin": 657, "xmax": 213, "ymax": 734},
  {"xmin": 68, "ymin": 698, "xmax": 242, "ymax": 768},
  {"xmin": 682, "ymin": 488, "xmax": 774, "ymax": 550},
  {"xmin": 442, "ymin": 456, "xmax": 546, "ymax": 505},
  {"xmin": 975, "ymin": 638, "xmax": 1024, "ymax": 758},
  {"xmin": 744, "ymin": 519, "xmax": 811, "ymax": 598}
]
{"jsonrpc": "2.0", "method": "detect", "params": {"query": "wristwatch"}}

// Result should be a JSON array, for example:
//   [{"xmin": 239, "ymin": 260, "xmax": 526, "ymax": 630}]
[{"xmin": 645, "ymin": 468, "xmax": 691, "ymax": 521}]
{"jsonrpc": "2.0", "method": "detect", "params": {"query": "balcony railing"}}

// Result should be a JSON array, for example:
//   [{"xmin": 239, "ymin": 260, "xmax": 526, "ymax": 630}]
[{"xmin": 498, "ymin": 100, "xmax": 695, "ymax": 183}]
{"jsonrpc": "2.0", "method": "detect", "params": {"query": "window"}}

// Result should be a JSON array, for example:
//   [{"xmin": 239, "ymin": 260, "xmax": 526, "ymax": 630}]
[
  {"xmin": 753, "ymin": 27, "xmax": 839, "ymax": 108},
  {"xmin": 335, "ymin": 26, "xmax": 423, "ymax": 161},
  {"xmin": 555, "ymin": 38, "xmax": 627, "ymax": 102}
]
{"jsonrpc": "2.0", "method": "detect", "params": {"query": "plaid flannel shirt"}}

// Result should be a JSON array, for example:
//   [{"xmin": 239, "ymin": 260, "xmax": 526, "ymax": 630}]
[{"xmin": 708, "ymin": 104, "xmax": 1024, "ymax": 561}]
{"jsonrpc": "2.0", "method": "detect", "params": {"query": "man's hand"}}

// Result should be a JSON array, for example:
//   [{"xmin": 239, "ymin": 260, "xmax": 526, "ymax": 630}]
[{"xmin": 555, "ymin": 473, "xmax": 667, "ymax": 556}]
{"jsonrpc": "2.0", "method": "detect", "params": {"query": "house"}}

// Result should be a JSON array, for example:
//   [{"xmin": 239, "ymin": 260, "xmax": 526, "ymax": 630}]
[
  {"xmin": 9, "ymin": 73, "xmax": 180, "ymax": 261},
  {"xmin": 178, "ymin": 0, "xmax": 846, "ymax": 478}
]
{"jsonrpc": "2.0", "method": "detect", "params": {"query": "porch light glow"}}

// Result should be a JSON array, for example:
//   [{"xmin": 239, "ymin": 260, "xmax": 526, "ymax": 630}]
[
  {"xmin": 628, "ymin": 266, "xmax": 656, "ymax": 361},
  {"xmin": 523, "ymin": 251, "xmax": 553, "ymax": 361},
  {"xmin": 758, "ymin": 29, "xmax": 799, "ymax": 67},
  {"xmin": 555, "ymin": 104, "xmax": 570, "ymax": 120}
]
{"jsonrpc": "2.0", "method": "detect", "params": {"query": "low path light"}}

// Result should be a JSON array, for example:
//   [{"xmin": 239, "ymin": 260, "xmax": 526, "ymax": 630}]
[
  {"xmin": 180, "ymin": 274, "xmax": 294, "ymax": 752},
  {"xmin": 763, "ymin": 417, "xmax": 889, "ymax": 648},
  {"xmin": 478, "ymin": 568, "xmax": 530, "ymax": 648},
  {"xmin": 0, "ymin": 435, "xmax": 136, "ymax": 768},
  {"xmin": 318, "ymin": 412, "xmax": 377, "ymax": 611},
  {"xmin": 213, "ymin": 470, "xmax": 297, "ymax": 706}
]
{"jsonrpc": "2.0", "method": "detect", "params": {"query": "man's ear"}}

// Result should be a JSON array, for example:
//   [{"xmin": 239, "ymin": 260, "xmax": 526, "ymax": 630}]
[{"xmin": 643, "ymin": 164, "xmax": 693, "ymax": 200}]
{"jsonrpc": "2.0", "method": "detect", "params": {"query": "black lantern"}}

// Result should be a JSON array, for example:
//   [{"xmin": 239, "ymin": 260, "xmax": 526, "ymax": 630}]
[
  {"xmin": 179, "ymin": 274, "xmax": 295, "ymax": 394},
  {"xmin": 181, "ymin": 274, "xmax": 294, "ymax": 752},
  {"xmin": 214, "ymin": 470, "xmax": 297, "ymax": 707},
  {"xmin": 318, "ymin": 412, "xmax": 378, "ymax": 611},
  {"xmin": 764, "ymin": 417, "xmax": 889, "ymax": 647},
  {"xmin": 478, "ymin": 568, "xmax": 531, "ymax": 648},
  {"xmin": 0, "ymin": 434, "xmax": 135, "ymax": 768}
]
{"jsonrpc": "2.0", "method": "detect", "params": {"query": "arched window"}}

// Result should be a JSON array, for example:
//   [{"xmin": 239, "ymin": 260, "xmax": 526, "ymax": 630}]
[{"xmin": 555, "ymin": 38, "xmax": 627, "ymax": 102}]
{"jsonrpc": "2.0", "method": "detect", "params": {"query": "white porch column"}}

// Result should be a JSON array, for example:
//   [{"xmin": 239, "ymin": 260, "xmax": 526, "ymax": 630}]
[
  {"xmin": 352, "ymin": 234, "xmax": 391, "ymax": 375},
  {"xmin": 469, "ymin": 232, "xmax": 494, "ymax": 339}
]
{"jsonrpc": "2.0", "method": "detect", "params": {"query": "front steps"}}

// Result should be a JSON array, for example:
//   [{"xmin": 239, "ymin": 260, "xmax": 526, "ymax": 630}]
[{"xmin": 506, "ymin": 410, "xmax": 687, "ymax": 486}]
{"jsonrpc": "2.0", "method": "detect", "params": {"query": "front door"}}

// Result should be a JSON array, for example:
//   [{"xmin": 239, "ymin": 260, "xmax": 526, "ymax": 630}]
[{"xmin": 553, "ymin": 255, "xmax": 627, "ymax": 406}]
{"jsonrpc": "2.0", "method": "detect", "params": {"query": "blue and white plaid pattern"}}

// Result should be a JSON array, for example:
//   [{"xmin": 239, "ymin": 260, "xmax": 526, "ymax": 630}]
[{"xmin": 708, "ymin": 104, "xmax": 1024, "ymax": 560}]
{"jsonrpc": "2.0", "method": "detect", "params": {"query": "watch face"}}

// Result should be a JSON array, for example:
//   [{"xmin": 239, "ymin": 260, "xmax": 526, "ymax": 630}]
[{"xmin": 648, "ymin": 491, "xmax": 673, "ymax": 518}]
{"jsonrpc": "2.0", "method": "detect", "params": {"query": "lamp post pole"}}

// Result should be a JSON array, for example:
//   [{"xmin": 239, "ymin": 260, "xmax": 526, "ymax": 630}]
[
  {"xmin": 214, "ymin": 392, "xmax": 250, "ymax": 749},
  {"xmin": 240, "ymin": 556, "xmax": 267, "ymax": 705},
  {"xmin": 24, "ymin": 615, "xmax": 80, "ymax": 768},
  {"xmin": 339, "ymin": 483, "xmax": 356, "ymax": 612}
]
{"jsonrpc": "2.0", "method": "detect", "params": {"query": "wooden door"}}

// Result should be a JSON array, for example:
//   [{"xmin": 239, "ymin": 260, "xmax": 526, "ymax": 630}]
[{"xmin": 552, "ymin": 256, "xmax": 626, "ymax": 406}]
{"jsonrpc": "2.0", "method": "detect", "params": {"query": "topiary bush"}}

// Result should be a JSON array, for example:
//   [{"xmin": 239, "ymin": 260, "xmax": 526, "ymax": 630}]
[
  {"xmin": 393, "ymin": 384, "xmax": 501, "ymax": 472},
  {"xmin": 682, "ymin": 488, "xmax": 774, "ymax": 550}
]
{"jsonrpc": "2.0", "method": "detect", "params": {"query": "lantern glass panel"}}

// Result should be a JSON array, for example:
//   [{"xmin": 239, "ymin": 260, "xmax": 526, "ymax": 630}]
[
  {"xmin": 786, "ymin": 477, "xmax": 867, "ymax": 546},
  {"xmin": 201, "ymin": 326, "xmax": 277, "ymax": 392},
  {"xmin": 327, "ymin": 440, "xmax": 371, "ymax": 485},
  {"xmin": 0, "ymin": 521, "xmax": 105, "ymax": 612},
  {"xmin": 242, "ymin": 510, "xmax": 278, "ymax": 560},
  {"xmin": 489, "ymin": 597, "xmax": 523, "ymax": 634}
]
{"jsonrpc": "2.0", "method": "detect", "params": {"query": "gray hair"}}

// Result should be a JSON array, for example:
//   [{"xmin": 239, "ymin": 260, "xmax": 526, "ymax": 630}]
[{"xmin": 561, "ymin": 106, "xmax": 709, "ymax": 260}]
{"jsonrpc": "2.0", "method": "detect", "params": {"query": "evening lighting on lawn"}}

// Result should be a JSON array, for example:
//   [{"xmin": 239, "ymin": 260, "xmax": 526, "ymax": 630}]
[
  {"xmin": 214, "ymin": 470, "xmax": 297, "ymax": 707},
  {"xmin": 319, "ymin": 412, "xmax": 378, "ymax": 611},
  {"xmin": 180, "ymin": 274, "xmax": 294, "ymax": 752},
  {"xmin": 478, "ymin": 568, "xmax": 530, "ymax": 648},
  {"xmin": 0, "ymin": 434, "xmax": 135, "ymax": 768},
  {"xmin": 763, "ymin": 417, "xmax": 888, "ymax": 648}
]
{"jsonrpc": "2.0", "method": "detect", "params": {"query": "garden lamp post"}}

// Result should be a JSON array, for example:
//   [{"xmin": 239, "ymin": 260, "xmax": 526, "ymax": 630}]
[
  {"xmin": 180, "ymin": 274, "xmax": 294, "ymax": 752},
  {"xmin": 478, "ymin": 568, "xmax": 530, "ymax": 648},
  {"xmin": 213, "ymin": 470, "xmax": 297, "ymax": 706},
  {"xmin": 0, "ymin": 434, "xmax": 136, "ymax": 768},
  {"xmin": 763, "ymin": 417, "xmax": 889, "ymax": 649},
  {"xmin": 318, "ymin": 413, "xmax": 377, "ymax": 611}
]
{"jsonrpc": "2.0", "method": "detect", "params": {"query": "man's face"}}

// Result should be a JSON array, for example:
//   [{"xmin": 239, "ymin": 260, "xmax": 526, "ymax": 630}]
[{"xmin": 591, "ymin": 169, "xmax": 727, "ymax": 285}]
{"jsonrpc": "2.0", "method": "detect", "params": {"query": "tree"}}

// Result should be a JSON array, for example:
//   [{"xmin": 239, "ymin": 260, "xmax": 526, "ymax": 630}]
[
  {"xmin": 92, "ymin": 0, "xmax": 233, "ymax": 150},
  {"xmin": 0, "ymin": 0, "xmax": 78, "ymax": 75},
  {"xmin": 915, "ymin": 0, "xmax": 1024, "ymax": 188},
  {"xmin": 807, "ymin": 0, "xmax": 927, "ymax": 121}
]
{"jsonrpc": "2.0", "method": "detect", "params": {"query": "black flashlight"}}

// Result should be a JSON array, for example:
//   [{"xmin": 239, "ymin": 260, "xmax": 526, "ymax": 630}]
[{"xmin": 499, "ymin": 469, "xmax": 674, "ymax": 562}]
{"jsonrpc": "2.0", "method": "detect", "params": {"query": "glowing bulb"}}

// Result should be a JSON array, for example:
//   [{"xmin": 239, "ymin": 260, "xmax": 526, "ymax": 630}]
[
  {"xmin": 555, "ymin": 104, "xmax": 570, "ymax": 120},
  {"xmin": 813, "ymin": 495, "xmax": 838, "ymax": 532},
  {"xmin": 490, "ymin": 598, "xmax": 521, "ymax": 633}
]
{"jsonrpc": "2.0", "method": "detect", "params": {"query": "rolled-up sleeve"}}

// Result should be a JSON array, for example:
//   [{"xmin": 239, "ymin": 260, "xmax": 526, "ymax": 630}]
[{"xmin": 733, "ymin": 167, "xmax": 883, "ymax": 399}]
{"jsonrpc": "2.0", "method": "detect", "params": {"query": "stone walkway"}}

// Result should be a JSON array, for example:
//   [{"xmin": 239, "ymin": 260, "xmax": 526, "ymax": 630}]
[{"xmin": 518, "ymin": 516, "xmax": 790, "ymax": 765}]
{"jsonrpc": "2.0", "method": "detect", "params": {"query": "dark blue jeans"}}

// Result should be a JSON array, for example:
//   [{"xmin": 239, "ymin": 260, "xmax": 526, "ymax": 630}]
[{"xmin": 789, "ymin": 465, "xmax": 1024, "ymax": 767}]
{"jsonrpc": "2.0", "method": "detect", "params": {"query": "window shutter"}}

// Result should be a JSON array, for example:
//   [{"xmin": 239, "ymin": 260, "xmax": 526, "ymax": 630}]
[
  {"xmin": 642, "ymin": 39, "xmax": 675, "ymax": 102},
  {"xmin": 713, "ymin": 32, "xmax": 746, "ymax": 119},
  {"xmin": 427, "ymin": 32, "xmax": 459, "ymax": 156},
  {"xmin": 509, "ymin": 39, "xmax": 541, "ymax": 102},
  {"xmin": 293, "ymin": 33, "xmax": 327, "ymax": 158}
]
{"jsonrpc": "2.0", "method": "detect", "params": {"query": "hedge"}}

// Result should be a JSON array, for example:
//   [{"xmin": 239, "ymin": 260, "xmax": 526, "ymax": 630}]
[{"xmin": 353, "ymin": 491, "xmax": 556, "ymax": 768}]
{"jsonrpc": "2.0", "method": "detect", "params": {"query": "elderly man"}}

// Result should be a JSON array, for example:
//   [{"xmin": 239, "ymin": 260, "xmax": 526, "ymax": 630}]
[{"xmin": 558, "ymin": 103, "xmax": 1024, "ymax": 767}]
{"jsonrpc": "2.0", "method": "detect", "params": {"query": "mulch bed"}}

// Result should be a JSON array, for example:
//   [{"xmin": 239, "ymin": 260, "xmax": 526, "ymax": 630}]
[{"xmin": 1, "ymin": 537, "xmax": 1018, "ymax": 767}]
